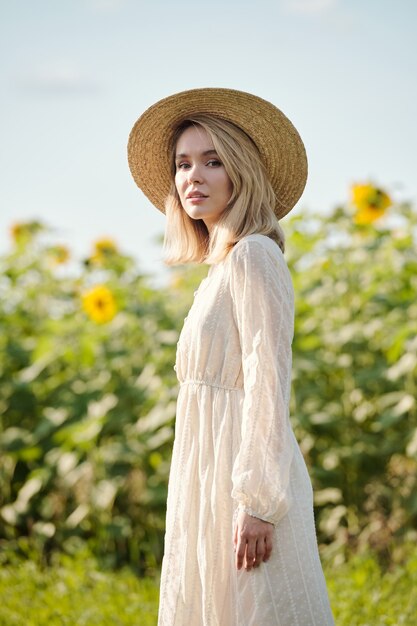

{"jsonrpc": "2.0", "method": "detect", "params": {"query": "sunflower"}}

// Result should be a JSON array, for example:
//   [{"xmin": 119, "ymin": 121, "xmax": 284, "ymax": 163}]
[
  {"xmin": 82, "ymin": 285, "xmax": 117, "ymax": 324},
  {"xmin": 47, "ymin": 245, "xmax": 70, "ymax": 265},
  {"xmin": 10, "ymin": 222, "xmax": 26, "ymax": 241},
  {"xmin": 10, "ymin": 220, "xmax": 44, "ymax": 243},
  {"xmin": 351, "ymin": 183, "xmax": 392, "ymax": 225},
  {"xmin": 89, "ymin": 237, "xmax": 118, "ymax": 265}
]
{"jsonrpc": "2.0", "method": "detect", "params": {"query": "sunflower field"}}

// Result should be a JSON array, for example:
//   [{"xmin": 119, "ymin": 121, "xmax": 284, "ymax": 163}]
[{"xmin": 0, "ymin": 182, "xmax": 416, "ymax": 577}]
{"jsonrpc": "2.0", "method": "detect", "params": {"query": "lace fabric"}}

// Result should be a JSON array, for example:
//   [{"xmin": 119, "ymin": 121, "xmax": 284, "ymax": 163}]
[{"xmin": 158, "ymin": 234, "xmax": 334, "ymax": 626}]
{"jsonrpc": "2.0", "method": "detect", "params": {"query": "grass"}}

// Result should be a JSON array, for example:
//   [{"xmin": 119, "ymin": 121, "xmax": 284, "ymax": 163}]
[
  {"xmin": 0, "ymin": 547, "xmax": 158, "ymax": 626},
  {"xmin": 325, "ymin": 548, "xmax": 417, "ymax": 625},
  {"xmin": 1, "ymin": 543, "xmax": 417, "ymax": 625}
]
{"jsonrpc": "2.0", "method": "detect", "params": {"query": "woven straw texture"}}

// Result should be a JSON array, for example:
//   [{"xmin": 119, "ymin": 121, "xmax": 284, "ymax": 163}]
[{"xmin": 127, "ymin": 87, "xmax": 308, "ymax": 219}]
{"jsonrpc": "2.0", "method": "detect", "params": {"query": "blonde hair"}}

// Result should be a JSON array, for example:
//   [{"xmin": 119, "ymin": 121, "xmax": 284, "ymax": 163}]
[{"xmin": 163, "ymin": 114, "xmax": 286, "ymax": 265}]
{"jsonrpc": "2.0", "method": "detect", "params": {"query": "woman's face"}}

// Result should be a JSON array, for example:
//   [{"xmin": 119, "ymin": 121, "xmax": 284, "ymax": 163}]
[{"xmin": 174, "ymin": 125, "xmax": 233, "ymax": 232}]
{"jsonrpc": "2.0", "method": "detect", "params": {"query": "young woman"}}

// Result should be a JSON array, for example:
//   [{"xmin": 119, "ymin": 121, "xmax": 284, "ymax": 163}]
[{"xmin": 128, "ymin": 88, "xmax": 334, "ymax": 626}]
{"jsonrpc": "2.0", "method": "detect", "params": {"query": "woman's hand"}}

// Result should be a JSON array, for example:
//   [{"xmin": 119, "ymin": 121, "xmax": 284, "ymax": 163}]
[{"xmin": 233, "ymin": 509, "xmax": 274, "ymax": 572}]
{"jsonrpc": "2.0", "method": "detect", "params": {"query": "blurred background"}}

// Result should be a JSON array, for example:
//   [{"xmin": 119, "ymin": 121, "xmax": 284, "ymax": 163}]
[
  {"xmin": 1, "ymin": 1, "xmax": 416, "ymax": 624},
  {"xmin": 1, "ymin": 0, "xmax": 416, "ymax": 277}
]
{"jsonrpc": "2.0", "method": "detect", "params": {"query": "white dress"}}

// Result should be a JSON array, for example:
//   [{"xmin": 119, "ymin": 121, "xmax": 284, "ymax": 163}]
[{"xmin": 158, "ymin": 234, "xmax": 334, "ymax": 626}]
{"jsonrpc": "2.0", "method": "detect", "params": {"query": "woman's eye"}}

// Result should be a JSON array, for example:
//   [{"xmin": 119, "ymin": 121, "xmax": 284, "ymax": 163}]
[
  {"xmin": 177, "ymin": 162, "xmax": 190, "ymax": 170},
  {"xmin": 207, "ymin": 159, "xmax": 222, "ymax": 167}
]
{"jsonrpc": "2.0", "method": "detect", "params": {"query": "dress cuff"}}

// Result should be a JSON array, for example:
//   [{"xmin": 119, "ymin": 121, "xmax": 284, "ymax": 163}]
[{"xmin": 236, "ymin": 504, "xmax": 276, "ymax": 526}]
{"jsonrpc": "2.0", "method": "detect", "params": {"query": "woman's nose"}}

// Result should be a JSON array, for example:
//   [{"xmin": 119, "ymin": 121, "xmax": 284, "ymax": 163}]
[{"xmin": 187, "ymin": 164, "xmax": 203, "ymax": 184}]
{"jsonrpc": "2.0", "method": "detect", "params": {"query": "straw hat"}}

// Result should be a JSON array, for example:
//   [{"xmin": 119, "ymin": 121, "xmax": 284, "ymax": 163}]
[{"xmin": 127, "ymin": 87, "xmax": 308, "ymax": 219}]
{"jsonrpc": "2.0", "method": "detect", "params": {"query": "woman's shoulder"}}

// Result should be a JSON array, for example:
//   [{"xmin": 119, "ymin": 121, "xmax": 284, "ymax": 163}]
[
  {"xmin": 227, "ymin": 233, "xmax": 292, "ymax": 293},
  {"xmin": 231, "ymin": 233, "xmax": 285, "ymax": 262}
]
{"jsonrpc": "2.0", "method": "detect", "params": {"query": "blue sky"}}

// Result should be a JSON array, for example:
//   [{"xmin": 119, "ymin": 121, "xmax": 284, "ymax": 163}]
[{"xmin": 1, "ymin": 0, "xmax": 416, "ymax": 280}]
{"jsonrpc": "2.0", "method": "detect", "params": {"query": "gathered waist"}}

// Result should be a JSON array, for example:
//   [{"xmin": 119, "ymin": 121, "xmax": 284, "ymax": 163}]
[{"xmin": 179, "ymin": 378, "xmax": 243, "ymax": 392}]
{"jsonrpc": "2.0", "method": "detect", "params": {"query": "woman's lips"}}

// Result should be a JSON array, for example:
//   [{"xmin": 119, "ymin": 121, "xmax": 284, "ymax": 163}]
[
  {"xmin": 188, "ymin": 197, "xmax": 206, "ymax": 203},
  {"xmin": 187, "ymin": 194, "xmax": 208, "ymax": 203}
]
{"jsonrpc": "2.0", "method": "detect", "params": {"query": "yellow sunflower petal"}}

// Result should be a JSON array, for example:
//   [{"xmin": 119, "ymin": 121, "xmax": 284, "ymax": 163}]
[
  {"xmin": 81, "ymin": 285, "xmax": 117, "ymax": 324},
  {"xmin": 48, "ymin": 245, "xmax": 70, "ymax": 265},
  {"xmin": 93, "ymin": 237, "xmax": 118, "ymax": 254},
  {"xmin": 89, "ymin": 238, "xmax": 119, "ymax": 266},
  {"xmin": 351, "ymin": 182, "xmax": 392, "ymax": 223}
]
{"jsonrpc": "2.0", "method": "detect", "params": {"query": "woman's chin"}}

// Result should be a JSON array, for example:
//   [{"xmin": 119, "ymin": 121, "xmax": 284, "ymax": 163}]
[{"xmin": 185, "ymin": 208, "xmax": 210, "ymax": 221}]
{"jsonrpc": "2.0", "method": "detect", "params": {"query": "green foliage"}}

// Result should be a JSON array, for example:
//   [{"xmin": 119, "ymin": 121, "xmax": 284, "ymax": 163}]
[
  {"xmin": 1, "ymin": 193, "xmax": 416, "ymax": 572},
  {"xmin": 286, "ymin": 200, "xmax": 417, "ymax": 557},
  {"xmin": 0, "ymin": 227, "xmax": 190, "ymax": 575}
]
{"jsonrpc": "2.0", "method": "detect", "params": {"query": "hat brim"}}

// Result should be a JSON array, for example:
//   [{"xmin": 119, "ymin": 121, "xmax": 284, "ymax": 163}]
[{"xmin": 127, "ymin": 87, "xmax": 308, "ymax": 220}]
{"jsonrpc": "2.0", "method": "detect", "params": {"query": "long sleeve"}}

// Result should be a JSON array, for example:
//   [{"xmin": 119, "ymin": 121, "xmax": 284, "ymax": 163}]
[{"xmin": 229, "ymin": 236, "xmax": 295, "ymax": 526}]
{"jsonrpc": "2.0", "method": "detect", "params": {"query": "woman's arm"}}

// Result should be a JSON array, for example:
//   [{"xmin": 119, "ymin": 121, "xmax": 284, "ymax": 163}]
[{"xmin": 229, "ymin": 237, "xmax": 295, "ymax": 567}]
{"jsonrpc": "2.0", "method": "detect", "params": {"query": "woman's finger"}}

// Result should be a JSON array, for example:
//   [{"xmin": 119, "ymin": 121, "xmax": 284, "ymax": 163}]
[
  {"xmin": 236, "ymin": 535, "xmax": 246, "ymax": 570},
  {"xmin": 245, "ymin": 538, "xmax": 257, "ymax": 571},
  {"xmin": 264, "ymin": 533, "xmax": 273, "ymax": 562},
  {"xmin": 254, "ymin": 538, "xmax": 266, "ymax": 567}
]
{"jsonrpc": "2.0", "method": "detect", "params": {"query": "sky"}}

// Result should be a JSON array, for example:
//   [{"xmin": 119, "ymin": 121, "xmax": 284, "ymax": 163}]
[{"xmin": 1, "ymin": 0, "xmax": 416, "ymax": 282}]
